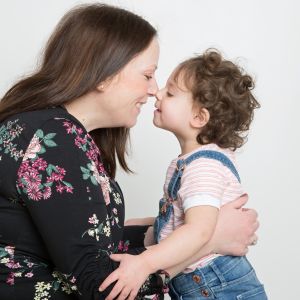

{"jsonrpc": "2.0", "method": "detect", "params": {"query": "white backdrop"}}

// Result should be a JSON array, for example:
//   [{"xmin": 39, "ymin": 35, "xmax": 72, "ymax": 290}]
[{"xmin": 1, "ymin": 1, "xmax": 299, "ymax": 299}]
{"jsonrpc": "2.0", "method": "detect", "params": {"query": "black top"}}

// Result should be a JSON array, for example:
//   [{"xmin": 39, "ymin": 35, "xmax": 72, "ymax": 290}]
[{"xmin": 0, "ymin": 107, "xmax": 162, "ymax": 300}]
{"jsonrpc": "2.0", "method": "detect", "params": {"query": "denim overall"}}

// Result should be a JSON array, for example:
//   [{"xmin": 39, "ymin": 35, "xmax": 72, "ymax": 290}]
[{"xmin": 153, "ymin": 150, "xmax": 267, "ymax": 300}]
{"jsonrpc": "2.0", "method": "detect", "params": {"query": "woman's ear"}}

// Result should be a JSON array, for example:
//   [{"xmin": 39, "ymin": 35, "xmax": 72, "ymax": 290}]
[
  {"xmin": 96, "ymin": 75, "xmax": 117, "ymax": 92},
  {"xmin": 190, "ymin": 107, "xmax": 210, "ymax": 129},
  {"xmin": 96, "ymin": 83, "xmax": 105, "ymax": 92}
]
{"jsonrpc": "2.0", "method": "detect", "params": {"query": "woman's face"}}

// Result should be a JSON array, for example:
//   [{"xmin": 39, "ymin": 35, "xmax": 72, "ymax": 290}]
[{"xmin": 100, "ymin": 38, "xmax": 159, "ymax": 128}]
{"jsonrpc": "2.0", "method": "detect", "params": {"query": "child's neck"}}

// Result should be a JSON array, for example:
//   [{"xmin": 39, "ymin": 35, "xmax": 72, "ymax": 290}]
[{"xmin": 177, "ymin": 138, "xmax": 202, "ymax": 156}]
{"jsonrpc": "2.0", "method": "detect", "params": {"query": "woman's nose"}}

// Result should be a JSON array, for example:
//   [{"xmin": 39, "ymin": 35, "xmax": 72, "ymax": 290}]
[{"xmin": 148, "ymin": 78, "xmax": 158, "ymax": 96}]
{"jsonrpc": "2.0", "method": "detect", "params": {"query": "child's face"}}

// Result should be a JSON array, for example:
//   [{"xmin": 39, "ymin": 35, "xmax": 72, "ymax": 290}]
[{"xmin": 153, "ymin": 70, "xmax": 196, "ymax": 138}]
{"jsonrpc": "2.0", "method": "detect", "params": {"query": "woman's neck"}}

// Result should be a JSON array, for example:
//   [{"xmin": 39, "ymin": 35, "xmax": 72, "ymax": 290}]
[{"xmin": 64, "ymin": 92, "xmax": 109, "ymax": 132}]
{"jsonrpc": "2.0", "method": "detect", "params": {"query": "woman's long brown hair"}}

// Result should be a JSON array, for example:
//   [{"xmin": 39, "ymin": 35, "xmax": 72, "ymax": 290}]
[{"xmin": 0, "ymin": 4, "xmax": 157, "ymax": 178}]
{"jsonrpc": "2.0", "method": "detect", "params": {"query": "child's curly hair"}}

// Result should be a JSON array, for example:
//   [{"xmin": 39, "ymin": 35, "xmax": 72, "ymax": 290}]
[{"xmin": 174, "ymin": 49, "xmax": 260, "ymax": 150}]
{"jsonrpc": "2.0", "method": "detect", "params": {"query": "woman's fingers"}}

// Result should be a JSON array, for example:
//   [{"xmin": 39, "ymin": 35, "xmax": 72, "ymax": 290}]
[
  {"xmin": 105, "ymin": 280, "xmax": 124, "ymax": 300},
  {"xmin": 99, "ymin": 270, "xmax": 119, "ymax": 292}
]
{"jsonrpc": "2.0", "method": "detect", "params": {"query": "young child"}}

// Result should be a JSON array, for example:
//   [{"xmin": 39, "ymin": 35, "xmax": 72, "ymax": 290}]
[{"xmin": 99, "ymin": 49, "xmax": 267, "ymax": 300}]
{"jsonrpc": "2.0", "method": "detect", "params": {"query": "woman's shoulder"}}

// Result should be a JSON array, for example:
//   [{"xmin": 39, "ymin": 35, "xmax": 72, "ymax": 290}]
[
  {"xmin": 2, "ymin": 107, "xmax": 86, "ymax": 136},
  {"xmin": 0, "ymin": 107, "xmax": 88, "ymax": 157}
]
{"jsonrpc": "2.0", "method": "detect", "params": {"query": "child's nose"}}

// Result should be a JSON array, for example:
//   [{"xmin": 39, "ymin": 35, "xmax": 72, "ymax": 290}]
[{"xmin": 155, "ymin": 88, "xmax": 163, "ymax": 100}]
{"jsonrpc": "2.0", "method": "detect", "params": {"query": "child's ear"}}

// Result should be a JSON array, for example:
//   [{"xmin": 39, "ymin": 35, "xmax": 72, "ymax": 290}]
[{"xmin": 190, "ymin": 107, "xmax": 210, "ymax": 129}]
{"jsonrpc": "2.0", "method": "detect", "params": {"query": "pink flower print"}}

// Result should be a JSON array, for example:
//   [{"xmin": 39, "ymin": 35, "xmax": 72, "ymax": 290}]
[
  {"xmin": 86, "ymin": 149, "xmax": 98, "ymax": 163},
  {"xmin": 56, "ymin": 184, "xmax": 65, "ymax": 194},
  {"xmin": 25, "ymin": 272, "xmax": 33, "ymax": 278},
  {"xmin": 117, "ymin": 240, "xmax": 129, "ymax": 252},
  {"xmin": 118, "ymin": 241, "xmax": 124, "ymax": 251},
  {"xmin": 99, "ymin": 175, "xmax": 111, "ymax": 205},
  {"xmin": 5, "ymin": 260, "xmax": 21, "ymax": 269},
  {"xmin": 5, "ymin": 246, "xmax": 15, "ymax": 256},
  {"xmin": 17, "ymin": 160, "xmax": 30, "ymax": 177},
  {"xmin": 63, "ymin": 121, "xmax": 73, "ymax": 134},
  {"xmin": 65, "ymin": 186, "xmax": 73, "ymax": 193},
  {"xmin": 77, "ymin": 127, "xmax": 83, "ymax": 135},
  {"xmin": 88, "ymin": 214, "xmax": 99, "ymax": 225},
  {"xmin": 27, "ymin": 185, "xmax": 43, "ymax": 201},
  {"xmin": 27, "ymin": 262, "xmax": 34, "ymax": 268},
  {"xmin": 70, "ymin": 276, "xmax": 76, "ymax": 283},
  {"xmin": 43, "ymin": 186, "xmax": 52, "ymax": 199},
  {"xmin": 75, "ymin": 136, "xmax": 87, "ymax": 149},
  {"xmin": 23, "ymin": 135, "xmax": 41, "ymax": 161},
  {"xmin": 32, "ymin": 158, "xmax": 48, "ymax": 171},
  {"xmin": 22, "ymin": 170, "xmax": 41, "ymax": 189},
  {"xmin": 6, "ymin": 273, "xmax": 14, "ymax": 285},
  {"xmin": 96, "ymin": 162, "xmax": 105, "ymax": 174},
  {"xmin": 112, "ymin": 208, "xmax": 118, "ymax": 215},
  {"xmin": 50, "ymin": 172, "xmax": 63, "ymax": 182},
  {"xmin": 56, "ymin": 166, "xmax": 66, "ymax": 176},
  {"xmin": 123, "ymin": 243, "xmax": 129, "ymax": 252}
]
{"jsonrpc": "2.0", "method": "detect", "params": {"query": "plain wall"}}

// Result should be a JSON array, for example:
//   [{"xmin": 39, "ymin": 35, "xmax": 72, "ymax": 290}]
[{"xmin": 1, "ymin": 1, "xmax": 299, "ymax": 298}]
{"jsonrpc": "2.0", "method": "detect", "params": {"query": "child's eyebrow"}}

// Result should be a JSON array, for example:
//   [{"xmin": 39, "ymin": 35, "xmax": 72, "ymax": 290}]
[{"xmin": 167, "ymin": 81, "xmax": 177, "ymax": 90}]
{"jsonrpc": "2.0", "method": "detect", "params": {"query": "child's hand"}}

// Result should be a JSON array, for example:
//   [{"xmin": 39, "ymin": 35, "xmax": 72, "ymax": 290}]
[{"xmin": 99, "ymin": 253, "xmax": 153, "ymax": 300}]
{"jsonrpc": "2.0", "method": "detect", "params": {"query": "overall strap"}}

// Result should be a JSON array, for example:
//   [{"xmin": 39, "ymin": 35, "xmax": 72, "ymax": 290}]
[{"xmin": 167, "ymin": 150, "xmax": 241, "ymax": 200}]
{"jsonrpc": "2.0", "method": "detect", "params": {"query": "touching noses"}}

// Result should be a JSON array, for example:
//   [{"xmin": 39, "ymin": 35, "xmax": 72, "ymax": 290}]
[
  {"xmin": 155, "ymin": 89, "xmax": 163, "ymax": 101},
  {"xmin": 147, "ymin": 78, "xmax": 159, "ymax": 96}
]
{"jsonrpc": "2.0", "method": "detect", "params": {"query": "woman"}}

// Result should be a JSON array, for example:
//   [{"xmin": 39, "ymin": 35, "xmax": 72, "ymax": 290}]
[{"xmin": 0, "ymin": 4, "xmax": 258, "ymax": 300}]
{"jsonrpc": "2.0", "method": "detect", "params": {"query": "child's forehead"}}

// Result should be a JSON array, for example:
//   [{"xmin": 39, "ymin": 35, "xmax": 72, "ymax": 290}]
[{"xmin": 167, "ymin": 67, "xmax": 190, "ymax": 91}]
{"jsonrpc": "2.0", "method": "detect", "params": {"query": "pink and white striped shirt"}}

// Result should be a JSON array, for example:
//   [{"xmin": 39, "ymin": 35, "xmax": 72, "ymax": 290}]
[{"xmin": 159, "ymin": 143, "xmax": 245, "ymax": 272}]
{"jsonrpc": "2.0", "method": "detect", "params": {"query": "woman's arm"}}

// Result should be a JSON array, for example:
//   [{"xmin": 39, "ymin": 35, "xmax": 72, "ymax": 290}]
[{"xmin": 125, "ymin": 217, "xmax": 155, "ymax": 226}]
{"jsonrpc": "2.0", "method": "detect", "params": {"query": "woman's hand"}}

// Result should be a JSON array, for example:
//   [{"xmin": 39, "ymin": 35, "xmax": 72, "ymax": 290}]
[
  {"xmin": 99, "ymin": 253, "xmax": 152, "ymax": 300},
  {"xmin": 212, "ymin": 194, "xmax": 259, "ymax": 256}
]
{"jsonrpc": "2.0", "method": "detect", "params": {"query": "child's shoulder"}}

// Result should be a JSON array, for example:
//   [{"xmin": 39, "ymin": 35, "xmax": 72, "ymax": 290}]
[{"xmin": 183, "ymin": 144, "xmax": 237, "ymax": 175}]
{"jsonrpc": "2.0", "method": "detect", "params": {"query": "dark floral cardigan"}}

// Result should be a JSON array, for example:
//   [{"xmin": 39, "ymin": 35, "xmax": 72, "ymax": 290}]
[{"xmin": 0, "ymin": 107, "xmax": 163, "ymax": 300}]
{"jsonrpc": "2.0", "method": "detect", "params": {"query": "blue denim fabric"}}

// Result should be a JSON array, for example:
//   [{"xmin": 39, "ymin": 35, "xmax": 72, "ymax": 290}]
[
  {"xmin": 153, "ymin": 197, "xmax": 174, "ymax": 243},
  {"xmin": 153, "ymin": 150, "xmax": 267, "ymax": 299},
  {"xmin": 153, "ymin": 150, "xmax": 241, "ymax": 243},
  {"xmin": 168, "ymin": 256, "xmax": 267, "ymax": 299}
]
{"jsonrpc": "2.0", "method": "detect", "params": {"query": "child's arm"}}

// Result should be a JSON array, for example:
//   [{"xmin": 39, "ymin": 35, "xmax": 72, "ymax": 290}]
[
  {"xmin": 165, "ymin": 195, "xmax": 258, "ymax": 278},
  {"xmin": 141, "ymin": 205, "xmax": 218, "ymax": 270},
  {"xmin": 99, "ymin": 205, "xmax": 218, "ymax": 300},
  {"xmin": 124, "ymin": 217, "xmax": 155, "ymax": 226}
]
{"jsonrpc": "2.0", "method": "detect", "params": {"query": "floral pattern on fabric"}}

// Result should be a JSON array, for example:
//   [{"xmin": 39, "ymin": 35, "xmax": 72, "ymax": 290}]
[
  {"xmin": 0, "ymin": 245, "xmax": 47, "ymax": 285},
  {"xmin": 1, "ymin": 245, "xmax": 78, "ymax": 298},
  {"xmin": 0, "ymin": 119, "xmax": 25, "ymax": 161},
  {"xmin": 0, "ymin": 111, "xmax": 163, "ymax": 298},
  {"xmin": 33, "ymin": 272, "xmax": 77, "ymax": 300},
  {"xmin": 16, "ymin": 129, "xmax": 73, "ymax": 201},
  {"xmin": 62, "ymin": 120, "xmax": 115, "ymax": 206}
]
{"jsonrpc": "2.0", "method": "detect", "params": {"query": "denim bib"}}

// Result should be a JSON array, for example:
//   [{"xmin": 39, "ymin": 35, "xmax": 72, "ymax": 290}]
[{"xmin": 153, "ymin": 150, "xmax": 241, "ymax": 243}]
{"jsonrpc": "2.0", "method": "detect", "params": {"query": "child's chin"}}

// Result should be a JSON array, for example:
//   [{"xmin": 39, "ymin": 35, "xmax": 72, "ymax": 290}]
[{"xmin": 152, "ymin": 120, "xmax": 162, "ymax": 128}]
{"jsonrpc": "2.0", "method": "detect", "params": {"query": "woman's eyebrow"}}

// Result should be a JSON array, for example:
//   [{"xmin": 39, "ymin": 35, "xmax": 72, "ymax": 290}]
[{"xmin": 144, "ymin": 65, "xmax": 158, "ymax": 72}]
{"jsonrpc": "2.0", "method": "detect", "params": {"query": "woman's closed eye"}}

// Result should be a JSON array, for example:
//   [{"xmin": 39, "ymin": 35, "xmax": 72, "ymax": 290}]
[
  {"xmin": 144, "ymin": 74, "xmax": 153, "ymax": 80},
  {"xmin": 166, "ymin": 91, "xmax": 173, "ymax": 97}
]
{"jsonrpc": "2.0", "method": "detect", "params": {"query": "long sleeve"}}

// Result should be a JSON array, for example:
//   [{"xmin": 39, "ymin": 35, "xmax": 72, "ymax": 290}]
[{"xmin": 16, "ymin": 118, "xmax": 124, "ymax": 299}]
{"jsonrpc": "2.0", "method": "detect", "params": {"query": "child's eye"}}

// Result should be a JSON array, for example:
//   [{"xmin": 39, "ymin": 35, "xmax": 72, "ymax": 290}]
[
  {"xmin": 144, "ymin": 75, "xmax": 153, "ymax": 80},
  {"xmin": 166, "ymin": 91, "xmax": 173, "ymax": 97}
]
